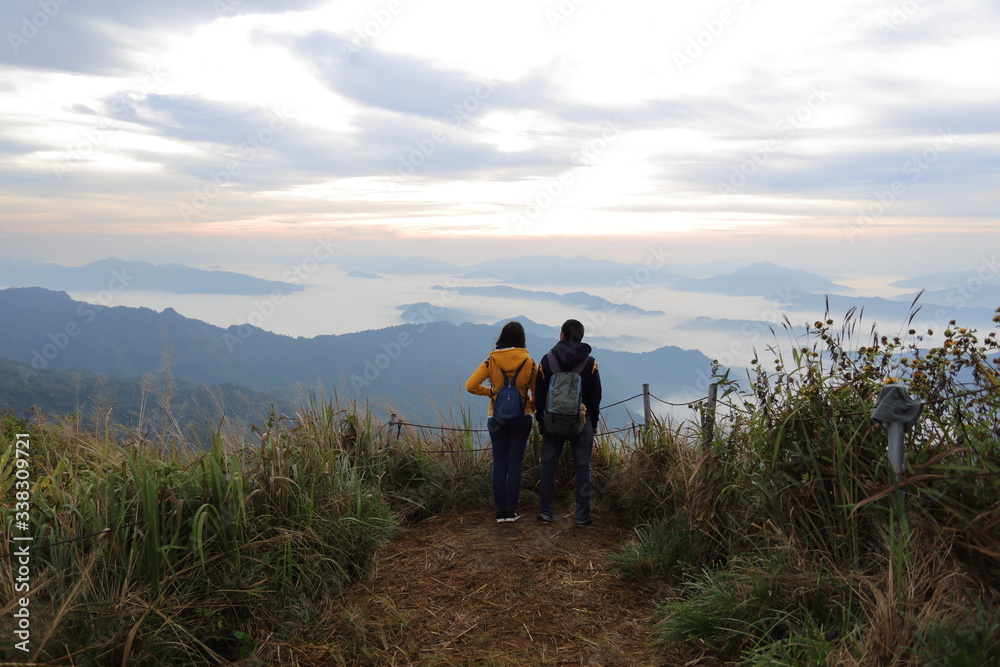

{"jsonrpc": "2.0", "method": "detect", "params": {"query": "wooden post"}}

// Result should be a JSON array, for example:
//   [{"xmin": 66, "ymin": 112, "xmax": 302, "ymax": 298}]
[
  {"xmin": 642, "ymin": 383, "xmax": 651, "ymax": 433},
  {"xmin": 385, "ymin": 414, "xmax": 397, "ymax": 451},
  {"xmin": 703, "ymin": 383, "xmax": 717, "ymax": 448}
]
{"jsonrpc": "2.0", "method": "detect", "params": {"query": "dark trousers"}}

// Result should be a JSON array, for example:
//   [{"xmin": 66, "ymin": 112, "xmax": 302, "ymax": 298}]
[
  {"xmin": 539, "ymin": 423, "xmax": 594, "ymax": 521},
  {"xmin": 487, "ymin": 414, "xmax": 533, "ymax": 513}
]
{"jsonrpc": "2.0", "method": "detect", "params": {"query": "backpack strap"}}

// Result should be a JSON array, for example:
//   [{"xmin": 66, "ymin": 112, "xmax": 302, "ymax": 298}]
[{"xmin": 500, "ymin": 359, "xmax": 527, "ymax": 384}]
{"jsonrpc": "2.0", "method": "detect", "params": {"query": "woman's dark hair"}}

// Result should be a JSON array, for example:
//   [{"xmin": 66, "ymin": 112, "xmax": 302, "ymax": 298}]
[{"xmin": 495, "ymin": 321, "xmax": 526, "ymax": 349}]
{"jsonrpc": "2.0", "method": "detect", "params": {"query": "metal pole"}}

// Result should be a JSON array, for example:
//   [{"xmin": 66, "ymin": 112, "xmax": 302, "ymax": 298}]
[{"xmin": 887, "ymin": 421, "xmax": 905, "ymax": 481}]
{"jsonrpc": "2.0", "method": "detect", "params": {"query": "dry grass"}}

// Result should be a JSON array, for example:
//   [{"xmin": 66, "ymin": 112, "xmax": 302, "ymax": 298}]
[{"xmin": 285, "ymin": 509, "xmax": 686, "ymax": 666}]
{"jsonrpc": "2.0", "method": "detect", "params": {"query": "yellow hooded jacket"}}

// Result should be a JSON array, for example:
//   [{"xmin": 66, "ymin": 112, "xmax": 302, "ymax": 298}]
[{"xmin": 465, "ymin": 347, "xmax": 537, "ymax": 416}]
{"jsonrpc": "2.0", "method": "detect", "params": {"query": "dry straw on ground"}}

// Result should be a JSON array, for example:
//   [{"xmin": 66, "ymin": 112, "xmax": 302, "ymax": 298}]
[{"xmin": 297, "ymin": 509, "xmax": 687, "ymax": 666}]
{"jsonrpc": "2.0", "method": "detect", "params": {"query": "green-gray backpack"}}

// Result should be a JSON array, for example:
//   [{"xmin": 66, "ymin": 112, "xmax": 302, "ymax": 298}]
[{"xmin": 543, "ymin": 353, "xmax": 588, "ymax": 437}]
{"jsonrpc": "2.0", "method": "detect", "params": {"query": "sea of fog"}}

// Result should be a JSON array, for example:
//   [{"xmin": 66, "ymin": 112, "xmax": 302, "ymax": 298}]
[
  {"xmin": 64, "ymin": 260, "xmax": 938, "ymax": 368},
  {"xmin": 59, "ymin": 259, "xmax": 1000, "ymax": 426}
]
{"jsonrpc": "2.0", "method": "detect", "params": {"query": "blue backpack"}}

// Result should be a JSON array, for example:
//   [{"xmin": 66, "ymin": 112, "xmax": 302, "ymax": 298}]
[{"xmin": 492, "ymin": 359, "xmax": 527, "ymax": 425}]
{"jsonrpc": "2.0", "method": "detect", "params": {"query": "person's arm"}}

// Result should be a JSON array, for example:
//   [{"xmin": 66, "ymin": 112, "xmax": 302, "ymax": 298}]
[
  {"xmin": 534, "ymin": 357, "xmax": 549, "ymax": 428},
  {"xmin": 585, "ymin": 358, "xmax": 602, "ymax": 427},
  {"xmin": 524, "ymin": 359, "xmax": 537, "ymax": 413},
  {"xmin": 465, "ymin": 359, "xmax": 492, "ymax": 397}
]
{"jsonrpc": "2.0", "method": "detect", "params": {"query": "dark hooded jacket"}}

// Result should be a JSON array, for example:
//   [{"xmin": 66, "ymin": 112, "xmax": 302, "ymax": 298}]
[{"xmin": 534, "ymin": 339, "xmax": 602, "ymax": 431}]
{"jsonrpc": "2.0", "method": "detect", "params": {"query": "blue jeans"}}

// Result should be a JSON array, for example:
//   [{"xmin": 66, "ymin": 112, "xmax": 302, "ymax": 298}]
[
  {"xmin": 488, "ymin": 414, "xmax": 532, "ymax": 513},
  {"xmin": 539, "ymin": 423, "xmax": 594, "ymax": 522}
]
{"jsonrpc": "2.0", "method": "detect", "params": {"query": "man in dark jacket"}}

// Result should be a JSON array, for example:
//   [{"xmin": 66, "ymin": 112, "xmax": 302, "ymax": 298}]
[{"xmin": 534, "ymin": 318, "xmax": 602, "ymax": 526}]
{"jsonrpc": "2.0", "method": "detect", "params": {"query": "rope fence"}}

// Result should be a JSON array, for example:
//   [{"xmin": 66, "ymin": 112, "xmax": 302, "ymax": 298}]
[
  {"xmin": 388, "ymin": 387, "xmax": 708, "ymax": 449},
  {"xmin": 648, "ymin": 393, "xmax": 703, "ymax": 407},
  {"xmin": 4, "ymin": 381, "xmax": 993, "ymax": 561},
  {"xmin": 1, "ymin": 520, "xmax": 143, "ymax": 561},
  {"xmin": 384, "ymin": 381, "xmax": 997, "ymax": 455},
  {"xmin": 601, "ymin": 393, "xmax": 644, "ymax": 409}
]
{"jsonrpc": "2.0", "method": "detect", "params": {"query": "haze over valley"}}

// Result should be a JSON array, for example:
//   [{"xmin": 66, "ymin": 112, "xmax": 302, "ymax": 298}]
[{"xmin": 2, "ymin": 250, "xmax": 996, "ymax": 429}]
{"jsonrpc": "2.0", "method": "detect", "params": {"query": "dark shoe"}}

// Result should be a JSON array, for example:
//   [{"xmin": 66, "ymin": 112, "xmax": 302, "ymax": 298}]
[
  {"xmin": 496, "ymin": 511, "xmax": 506, "ymax": 523},
  {"xmin": 576, "ymin": 517, "xmax": 593, "ymax": 527},
  {"xmin": 536, "ymin": 513, "xmax": 553, "ymax": 523},
  {"xmin": 505, "ymin": 512, "xmax": 521, "ymax": 523}
]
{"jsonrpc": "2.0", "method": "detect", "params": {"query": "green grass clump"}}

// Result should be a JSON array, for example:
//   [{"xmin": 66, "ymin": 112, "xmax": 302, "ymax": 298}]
[
  {"xmin": 1, "ymin": 389, "xmax": 496, "ymax": 664},
  {"xmin": 607, "ymin": 307, "xmax": 1000, "ymax": 665},
  {"xmin": 611, "ymin": 518, "xmax": 709, "ymax": 588},
  {"xmin": 652, "ymin": 550, "xmax": 856, "ymax": 662},
  {"xmin": 912, "ymin": 600, "xmax": 1000, "ymax": 666}
]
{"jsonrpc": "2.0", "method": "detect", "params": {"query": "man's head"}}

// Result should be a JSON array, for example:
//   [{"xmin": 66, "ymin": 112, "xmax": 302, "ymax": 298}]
[{"xmin": 560, "ymin": 319, "xmax": 585, "ymax": 343}]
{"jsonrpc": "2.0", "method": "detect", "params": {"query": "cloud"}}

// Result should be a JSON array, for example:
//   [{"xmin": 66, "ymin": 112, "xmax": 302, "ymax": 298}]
[
  {"xmin": 295, "ymin": 31, "xmax": 496, "ymax": 119},
  {"xmin": 1, "ymin": 0, "xmax": 326, "ymax": 73},
  {"xmin": 122, "ymin": 94, "xmax": 289, "ymax": 146},
  {"xmin": 1, "ymin": 0, "xmax": 998, "ymax": 260}
]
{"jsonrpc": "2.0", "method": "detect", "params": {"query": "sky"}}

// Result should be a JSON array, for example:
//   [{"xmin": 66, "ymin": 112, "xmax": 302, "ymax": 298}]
[{"xmin": 1, "ymin": 0, "xmax": 998, "ymax": 276}]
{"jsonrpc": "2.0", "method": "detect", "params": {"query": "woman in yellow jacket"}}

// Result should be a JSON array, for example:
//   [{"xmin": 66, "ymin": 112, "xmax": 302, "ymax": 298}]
[{"xmin": 466, "ymin": 321, "xmax": 536, "ymax": 523}]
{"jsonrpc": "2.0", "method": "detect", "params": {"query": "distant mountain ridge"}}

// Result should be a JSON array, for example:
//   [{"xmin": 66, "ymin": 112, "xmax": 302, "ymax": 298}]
[
  {"xmin": 346, "ymin": 270, "xmax": 383, "ymax": 279},
  {"xmin": 335, "ymin": 255, "xmax": 464, "ymax": 275},
  {"xmin": 890, "ymin": 269, "xmax": 1000, "ymax": 290},
  {"xmin": 332, "ymin": 253, "xmax": 681, "ymax": 286},
  {"xmin": 430, "ymin": 285, "xmax": 665, "ymax": 316},
  {"xmin": 897, "ymin": 286, "xmax": 1000, "ymax": 310},
  {"xmin": 467, "ymin": 254, "xmax": 680, "ymax": 287},
  {"xmin": 0, "ymin": 287, "xmax": 715, "ymax": 425},
  {"xmin": 0, "ymin": 356, "xmax": 286, "ymax": 439},
  {"xmin": 680, "ymin": 292, "xmax": 997, "ymax": 336},
  {"xmin": 0, "ymin": 257, "xmax": 303, "ymax": 295},
  {"xmin": 672, "ymin": 261, "xmax": 849, "ymax": 297}
]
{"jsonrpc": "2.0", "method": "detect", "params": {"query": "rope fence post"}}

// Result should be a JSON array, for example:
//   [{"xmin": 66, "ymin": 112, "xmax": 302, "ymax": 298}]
[
  {"xmin": 642, "ymin": 383, "xmax": 651, "ymax": 434},
  {"xmin": 385, "ymin": 414, "xmax": 397, "ymax": 450},
  {"xmin": 702, "ymin": 382, "xmax": 717, "ymax": 448}
]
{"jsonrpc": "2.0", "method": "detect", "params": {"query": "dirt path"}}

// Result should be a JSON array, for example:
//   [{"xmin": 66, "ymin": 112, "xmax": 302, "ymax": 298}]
[{"xmin": 315, "ymin": 510, "xmax": 670, "ymax": 666}]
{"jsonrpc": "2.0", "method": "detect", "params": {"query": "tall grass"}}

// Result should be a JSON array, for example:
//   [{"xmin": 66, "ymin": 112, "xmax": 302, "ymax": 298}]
[
  {"xmin": 0, "ymin": 390, "xmax": 498, "ymax": 664},
  {"xmin": 2, "ymin": 307, "xmax": 997, "ymax": 664},
  {"xmin": 607, "ymin": 308, "xmax": 1000, "ymax": 664}
]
